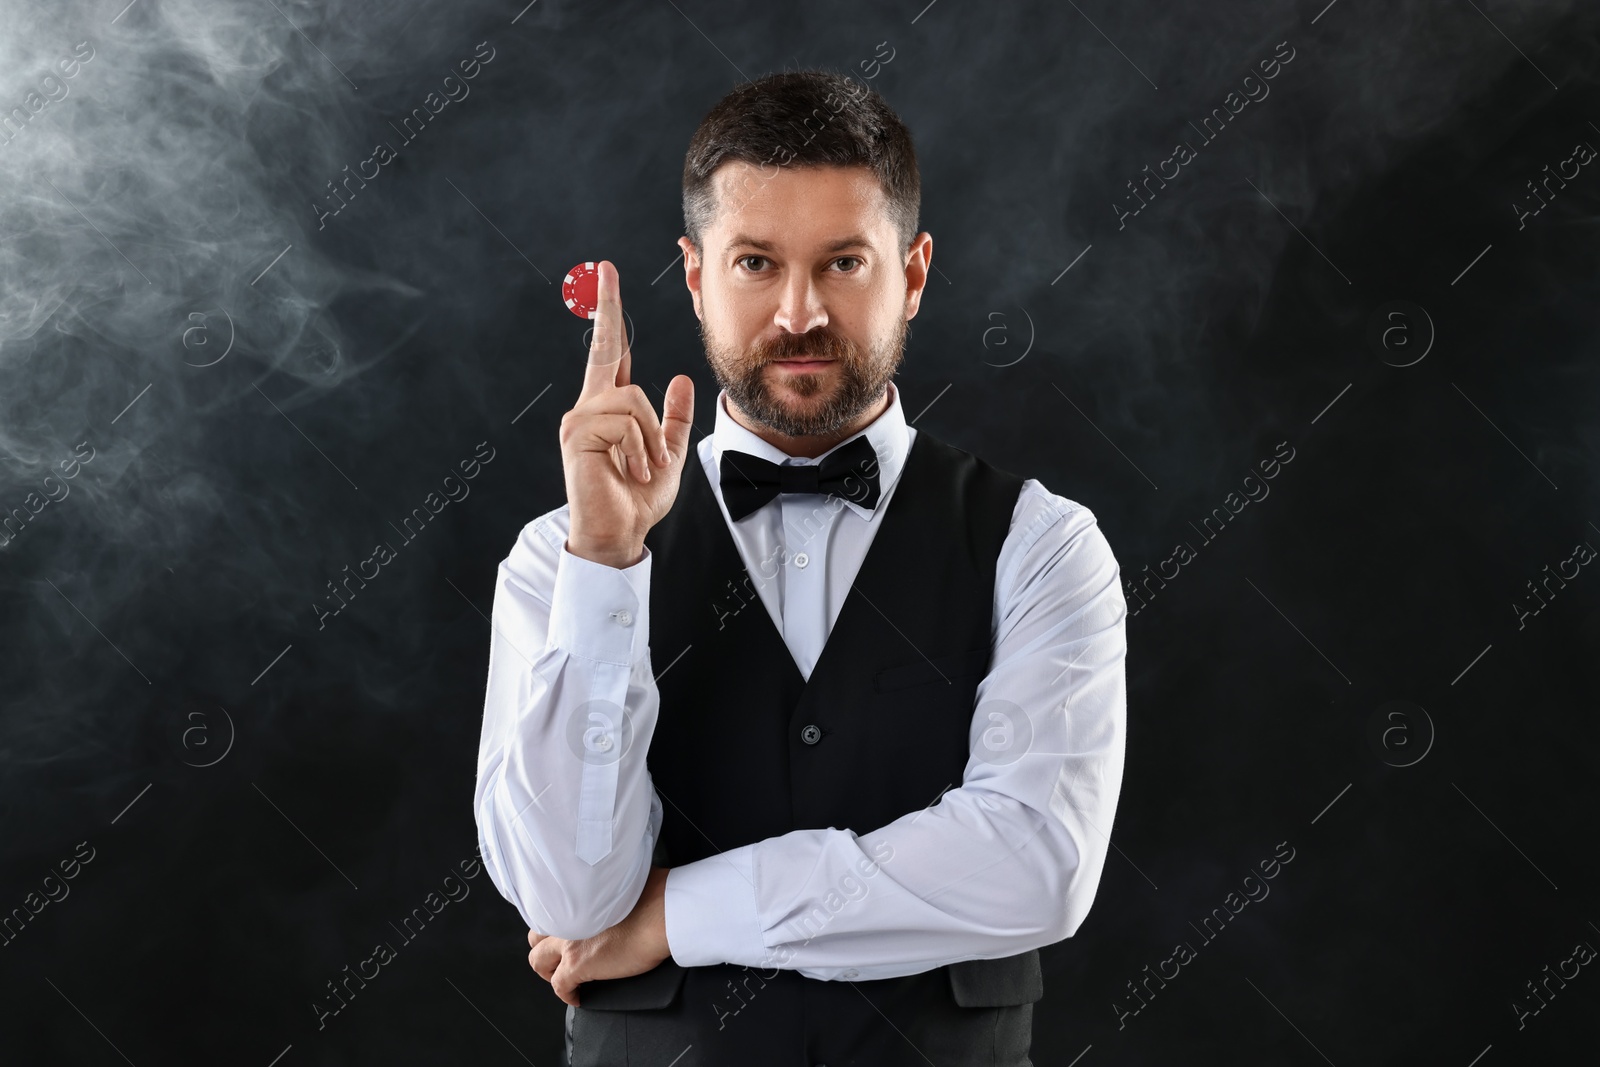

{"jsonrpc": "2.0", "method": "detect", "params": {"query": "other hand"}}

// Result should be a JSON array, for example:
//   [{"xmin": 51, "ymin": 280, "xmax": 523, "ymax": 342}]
[{"xmin": 526, "ymin": 865, "xmax": 672, "ymax": 1007}]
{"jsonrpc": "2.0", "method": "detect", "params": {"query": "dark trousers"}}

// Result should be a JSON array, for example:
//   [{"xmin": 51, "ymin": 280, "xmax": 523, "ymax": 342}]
[{"xmin": 564, "ymin": 954, "xmax": 1040, "ymax": 1067}]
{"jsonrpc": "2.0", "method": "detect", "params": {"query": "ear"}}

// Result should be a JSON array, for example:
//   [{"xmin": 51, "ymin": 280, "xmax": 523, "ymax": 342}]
[
  {"xmin": 903, "ymin": 231, "xmax": 933, "ymax": 321},
  {"xmin": 677, "ymin": 236, "xmax": 703, "ymax": 321}
]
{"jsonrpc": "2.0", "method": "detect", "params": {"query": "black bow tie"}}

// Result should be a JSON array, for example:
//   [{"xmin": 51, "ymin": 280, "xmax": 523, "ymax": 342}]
[{"xmin": 718, "ymin": 435, "xmax": 883, "ymax": 522}]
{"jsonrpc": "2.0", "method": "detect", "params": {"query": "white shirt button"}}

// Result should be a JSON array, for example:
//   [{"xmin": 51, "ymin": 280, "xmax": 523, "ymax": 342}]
[
  {"xmin": 612, "ymin": 609, "xmax": 633, "ymax": 626},
  {"xmin": 793, "ymin": 552, "xmax": 809, "ymax": 569},
  {"xmin": 841, "ymin": 969, "xmax": 858, "ymax": 980}
]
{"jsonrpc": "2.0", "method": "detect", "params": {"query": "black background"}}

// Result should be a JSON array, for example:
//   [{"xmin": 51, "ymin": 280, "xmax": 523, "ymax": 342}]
[{"xmin": 2, "ymin": 0, "xmax": 1598, "ymax": 1063}]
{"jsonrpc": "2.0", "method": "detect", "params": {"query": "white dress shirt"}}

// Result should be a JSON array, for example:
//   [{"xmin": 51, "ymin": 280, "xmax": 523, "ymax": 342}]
[{"xmin": 473, "ymin": 380, "xmax": 1128, "ymax": 982}]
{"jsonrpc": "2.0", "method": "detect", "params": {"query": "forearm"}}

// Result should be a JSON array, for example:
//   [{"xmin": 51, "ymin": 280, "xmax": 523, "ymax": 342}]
[{"xmin": 665, "ymin": 786, "xmax": 1103, "ymax": 982}]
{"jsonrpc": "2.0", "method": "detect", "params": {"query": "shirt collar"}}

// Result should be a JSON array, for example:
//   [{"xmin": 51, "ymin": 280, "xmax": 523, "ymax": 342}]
[{"xmin": 708, "ymin": 380, "xmax": 912, "ymax": 521}]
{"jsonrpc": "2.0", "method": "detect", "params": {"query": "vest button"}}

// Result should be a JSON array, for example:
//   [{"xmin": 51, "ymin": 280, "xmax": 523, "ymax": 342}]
[{"xmin": 800, "ymin": 724, "xmax": 822, "ymax": 745}]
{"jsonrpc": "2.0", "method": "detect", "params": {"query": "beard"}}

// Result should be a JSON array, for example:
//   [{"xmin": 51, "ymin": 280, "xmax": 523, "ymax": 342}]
[{"xmin": 700, "ymin": 308, "xmax": 908, "ymax": 438}]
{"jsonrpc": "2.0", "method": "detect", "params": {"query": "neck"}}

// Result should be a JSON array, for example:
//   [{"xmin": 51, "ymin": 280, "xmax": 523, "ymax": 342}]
[{"xmin": 725, "ymin": 388, "xmax": 891, "ymax": 459}]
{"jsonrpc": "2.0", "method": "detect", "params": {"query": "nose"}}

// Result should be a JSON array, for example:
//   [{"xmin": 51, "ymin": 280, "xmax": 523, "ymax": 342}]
[{"xmin": 771, "ymin": 271, "xmax": 828, "ymax": 336}]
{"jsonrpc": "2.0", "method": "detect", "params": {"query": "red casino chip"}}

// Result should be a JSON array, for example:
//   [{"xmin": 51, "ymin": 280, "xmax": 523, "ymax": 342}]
[{"xmin": 562, "ymin": 261, "xmax": 600, "ymax": 319}]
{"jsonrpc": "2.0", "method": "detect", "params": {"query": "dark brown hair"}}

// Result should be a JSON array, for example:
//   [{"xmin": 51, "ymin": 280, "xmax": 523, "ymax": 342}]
[{"xmin": 681, "ymin": 69, "xmax": 921, "ymax": 258}]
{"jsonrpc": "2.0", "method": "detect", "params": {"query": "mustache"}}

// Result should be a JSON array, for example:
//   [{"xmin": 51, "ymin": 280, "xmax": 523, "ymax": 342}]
[{"xmin": 754, "ymin": 329, "xmax": 855, "ymax": 363}]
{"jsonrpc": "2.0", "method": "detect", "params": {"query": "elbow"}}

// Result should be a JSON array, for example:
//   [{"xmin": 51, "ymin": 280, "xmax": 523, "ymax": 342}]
[
  {"xmin": 995, "ymin": 874, "xmax": 1080, "ymax": 957},
  {"xmin": 530, "ymin": 866, "xmax": 649, "ymax": 941},
  {"xmin": 473, "ymin": 761, "xmax": 655, "ymax": 940},
  {"xmin": 489, "ymin": 861, "xmax": 625, "ymax": 942},
  {"xmin": 1028, "ymin": 886, "xmax": 1079, "ymax": 947},
  {"xmin": 539, "ymin": 913, "xmax": 610, "ymax": 943},
  {"xmin": 477, "ymin": 810, "xmax": 648, "ymax": 940},
  {"xmin": 1024, "ymin": 891, "xmax": 1082, "ymax": 950},
  {"xmin": 1034, "ymin": 823, "xmax": 1089, "ymax": 944},
  {"xmin": 492, "ymin": 856, "xmax": 640, "ymax": 942}
]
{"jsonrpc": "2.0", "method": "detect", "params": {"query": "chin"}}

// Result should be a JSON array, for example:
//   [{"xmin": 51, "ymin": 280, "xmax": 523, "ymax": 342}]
[{"xmin": 771, "ymin": 381, "xmax": 830, "ymax": 403}]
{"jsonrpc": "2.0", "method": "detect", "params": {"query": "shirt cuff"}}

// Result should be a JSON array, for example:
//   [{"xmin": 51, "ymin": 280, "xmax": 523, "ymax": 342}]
[
  {"xmin": 665, "ymin": 843, "xmax": 764, "ymax": 969},
  {"xmin": 547, "ymin": 541, "xmax": 651, "ymax": 665}
]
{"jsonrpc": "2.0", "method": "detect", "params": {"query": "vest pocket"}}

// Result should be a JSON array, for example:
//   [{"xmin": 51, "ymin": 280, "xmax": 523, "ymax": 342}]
[
  {"xmin": 873, "ymin": 646, "xmax": 992, "ymax": 693},
  {"xmin": 946, "ymin": 949, "xmax": 1045, "ymax": 1007},
  {"xmin": 573, "ymin": 959, "xmax": 688, "ymax": 1010}
]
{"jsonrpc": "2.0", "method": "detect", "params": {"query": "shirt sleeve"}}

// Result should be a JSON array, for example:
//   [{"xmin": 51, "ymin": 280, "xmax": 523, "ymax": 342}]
[
  {"xmin": 663, "ymin": 481, "xmax": 1128, "ymax": 981},
  {"xmin": 473, "ymin": 507, "xmax": 666, "ymax": 941}
]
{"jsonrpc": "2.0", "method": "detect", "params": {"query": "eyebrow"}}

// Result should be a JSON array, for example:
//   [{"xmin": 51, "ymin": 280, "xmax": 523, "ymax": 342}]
[{"xmin": 724, "ymin": 233, "xmax": 874, "ymax": 254}]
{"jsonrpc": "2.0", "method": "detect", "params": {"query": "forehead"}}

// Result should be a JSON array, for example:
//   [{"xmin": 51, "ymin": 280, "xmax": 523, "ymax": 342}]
[{"xmin": 709, "ymin": 161, "xmax": 890, "ymax": 247}]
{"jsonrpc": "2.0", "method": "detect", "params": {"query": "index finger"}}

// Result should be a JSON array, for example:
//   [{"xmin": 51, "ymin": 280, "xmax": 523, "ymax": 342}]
[{"xmin": 580, "ymin": 260, "xmax": 629, "ymax": 399}]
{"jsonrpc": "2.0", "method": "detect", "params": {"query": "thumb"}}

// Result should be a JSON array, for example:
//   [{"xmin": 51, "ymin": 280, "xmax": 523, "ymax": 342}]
[{"xmin": 660, "ymin": 374, "xmax": 695, "ymax": 468}]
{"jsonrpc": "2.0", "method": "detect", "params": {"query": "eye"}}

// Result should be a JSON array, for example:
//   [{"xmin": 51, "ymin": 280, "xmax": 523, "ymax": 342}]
[{"xmin": 736, "ymin": 255, "xmax": 864, "ymax": 273}]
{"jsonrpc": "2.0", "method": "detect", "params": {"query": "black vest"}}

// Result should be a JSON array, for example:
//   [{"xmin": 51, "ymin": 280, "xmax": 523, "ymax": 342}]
[{"xmin": 568, "ymin": 428, "xmax": 1042, "ymax": 1067}]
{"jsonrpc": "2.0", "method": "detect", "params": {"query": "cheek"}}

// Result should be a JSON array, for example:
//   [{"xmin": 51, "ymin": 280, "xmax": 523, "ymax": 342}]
[
  {"xmin": 700, "ymin": 315, "xmax": 745, "ymax": 367},
  {"xmin": 709, "ymin": 303, "xmax": 765, "ymax": 356},
  {"xmin": 836, "ymin": 318, "xmax": 879, "ymax": 355}
]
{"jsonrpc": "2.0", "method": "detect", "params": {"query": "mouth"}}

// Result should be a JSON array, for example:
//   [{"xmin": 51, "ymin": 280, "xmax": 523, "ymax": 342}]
[{"xmin": 769, "ymin": 358, "xmax": 835, "ymax": 371}]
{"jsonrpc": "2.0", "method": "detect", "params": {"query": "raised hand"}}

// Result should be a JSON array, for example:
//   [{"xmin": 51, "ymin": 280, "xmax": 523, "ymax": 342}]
[{"xmin": 559, "ymin": 260, "xmax": 695, "ymax": 568}]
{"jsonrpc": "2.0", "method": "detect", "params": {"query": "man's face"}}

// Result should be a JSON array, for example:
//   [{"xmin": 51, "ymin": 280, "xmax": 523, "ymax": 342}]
[{"xmin": 679, "ymin": 162, "xmax": 931, "ymax": 440}]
